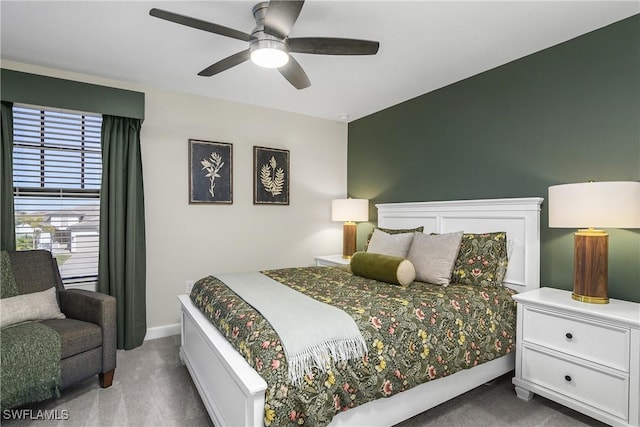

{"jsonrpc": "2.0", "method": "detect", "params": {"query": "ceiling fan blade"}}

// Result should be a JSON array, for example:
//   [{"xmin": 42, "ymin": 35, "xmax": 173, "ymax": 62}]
[
  {"xmin": 264, "ymin": 0, "xmax": 304, "ymax": 39},
  {"xmin": 289, "ymin": 38, "xmax": 380, "ymax": 55},
  {"xmin": 149, "ymin": 8, "xmax": 251, "ymax": 42},
  {"xmin": 278, "ymin": 56, "xmax": 310, "ymax": 90},
  {"xmin": 198, "ymin": 50, "xmax": 251, "ymax": 77}
]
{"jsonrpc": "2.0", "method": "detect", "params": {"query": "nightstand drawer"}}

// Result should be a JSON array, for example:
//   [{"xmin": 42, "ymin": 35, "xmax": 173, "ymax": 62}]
[
  {"xmin": 522, "ymin": 307, "xmax": 629, "ymax": 371},
  {"xmin": 522, "ymin": 346, "xmax": 629, "ymax": 421}
]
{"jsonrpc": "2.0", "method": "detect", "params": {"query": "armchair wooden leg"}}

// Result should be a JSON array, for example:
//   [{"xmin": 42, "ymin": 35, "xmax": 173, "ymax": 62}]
[{"xmin": 99, "ymin": 369, "xmax": 115, "ymax": 388}]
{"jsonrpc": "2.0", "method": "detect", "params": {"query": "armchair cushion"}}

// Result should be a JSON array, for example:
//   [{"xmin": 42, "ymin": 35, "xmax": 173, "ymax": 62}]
[{"xmin": 40, "ymin": 319, "xmax": 102, "ymax": 359}]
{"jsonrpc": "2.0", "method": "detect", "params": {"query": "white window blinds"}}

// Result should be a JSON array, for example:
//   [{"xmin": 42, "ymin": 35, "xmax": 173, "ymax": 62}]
[{"xmin": 12, "ymin": 104, "xmax": 102, "ymax": 285}]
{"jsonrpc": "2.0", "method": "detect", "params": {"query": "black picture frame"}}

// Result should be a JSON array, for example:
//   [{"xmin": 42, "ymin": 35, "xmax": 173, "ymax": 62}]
[
  {"xmin": 189, "ymin": 139, "xmax": 233, "ymax": 204},
  {"xmin": 253, "ymin": 146, "xmax": 289, "ymax": 205}
]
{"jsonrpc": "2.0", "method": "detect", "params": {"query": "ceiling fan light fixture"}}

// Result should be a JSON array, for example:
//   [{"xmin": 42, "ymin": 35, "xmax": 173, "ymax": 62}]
[
  {"xmin": 250, "ymin": 38, "xmax": 289, "ymax": 68},
  {"xmin": 251, "ymin": 47, "xmax": 289, "ymax": 68}
]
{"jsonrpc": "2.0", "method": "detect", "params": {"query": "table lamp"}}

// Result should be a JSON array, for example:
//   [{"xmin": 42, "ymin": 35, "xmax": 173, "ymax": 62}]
[
  {"xmin": 548, "ymin": 181, "xmax": 640, "ymax": 304},
  {"xmin": 332, "ymin": 198, "xmax": 369, "ymax": 259}
]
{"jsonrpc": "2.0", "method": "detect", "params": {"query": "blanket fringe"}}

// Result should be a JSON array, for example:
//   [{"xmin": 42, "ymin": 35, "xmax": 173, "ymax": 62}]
[{"xmin": 287, "ymin": 336, "xmax": 368, "ymax": 386}]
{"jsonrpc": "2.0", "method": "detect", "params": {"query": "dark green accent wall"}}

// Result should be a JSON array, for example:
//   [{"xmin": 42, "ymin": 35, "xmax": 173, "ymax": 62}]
[
  {"xmin": 348, "ymin": 15, "xmax": 640, "ymax": 302},
  {"xmin": 1, "ymin": 69, "xmax": 145, "ymax": 120}
]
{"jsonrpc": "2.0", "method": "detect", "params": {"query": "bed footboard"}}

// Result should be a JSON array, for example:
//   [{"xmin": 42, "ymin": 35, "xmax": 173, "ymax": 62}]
[
  {"xmin": 179, "ymin": 295, "xmax": 267, "ymax": 427},
  {"xmin": 180, "ymin": 295, "xmax": 515, "ymax": 427},
  {"xmin": 329, "ymin": 352, "xmax": 514, "ymax": 426}
]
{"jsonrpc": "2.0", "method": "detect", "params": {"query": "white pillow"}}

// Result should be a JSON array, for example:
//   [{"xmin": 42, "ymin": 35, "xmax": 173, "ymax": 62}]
[
  {"xmin": 366, "ymin": 229, "xmax": 415, "ymax": 258},
  {"xmin": 0, "ymin": 287, "xmax": 65, "ymax": 329},
  {"xmin": 407, "ymin": 231, "xmax": 464, "ymax": 285}
]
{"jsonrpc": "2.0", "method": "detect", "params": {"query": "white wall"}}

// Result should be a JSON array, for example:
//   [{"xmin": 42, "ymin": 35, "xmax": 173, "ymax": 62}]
[
  {"xmin": 2, "ymin": 61, "xmax": 348, "ymax": 329},
  {"xmin": 142, "ymin": 89, "xmax": 347, "ymax": 328}
]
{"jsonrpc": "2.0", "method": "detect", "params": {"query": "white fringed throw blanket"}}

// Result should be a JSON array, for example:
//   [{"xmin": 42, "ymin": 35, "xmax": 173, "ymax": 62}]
[{"xmin": 216, "ymin": 272, "xmax": 367, "ymax": 385}]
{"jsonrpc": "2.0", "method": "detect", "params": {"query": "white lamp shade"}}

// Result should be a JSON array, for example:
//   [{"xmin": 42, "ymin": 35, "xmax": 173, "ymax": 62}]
[
  {"xmin": 332, "ymin": 199, "xmax": 369, "ymax": 222},
  {"xmin": 548, "ymin": 181, "xmax": 640, "ymax": 228}
]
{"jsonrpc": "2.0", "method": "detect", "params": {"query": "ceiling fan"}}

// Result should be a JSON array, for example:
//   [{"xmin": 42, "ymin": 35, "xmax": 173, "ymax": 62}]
[{"xmin": 149, "ymin": 0, "xmax": 379, "ymax": 90}]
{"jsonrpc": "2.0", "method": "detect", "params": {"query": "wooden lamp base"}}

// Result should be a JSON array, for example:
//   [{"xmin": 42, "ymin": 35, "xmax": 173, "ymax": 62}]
[
  {"xmin": 342, "ymin": 222, "xmax": 357, "ymax": 259},
  {"xmin": 572, "ymin": 229, "xmax": 609, "ymax": 304}
]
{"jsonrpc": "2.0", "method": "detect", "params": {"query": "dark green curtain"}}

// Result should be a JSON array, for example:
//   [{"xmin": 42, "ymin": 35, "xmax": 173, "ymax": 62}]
[
  {"xmin": 1, "ymin": 101, "xmax": 16, "ymax": 251},
  {"xmin": 98, "ymin": 115, "xmax": 146, "ymax": 350}
]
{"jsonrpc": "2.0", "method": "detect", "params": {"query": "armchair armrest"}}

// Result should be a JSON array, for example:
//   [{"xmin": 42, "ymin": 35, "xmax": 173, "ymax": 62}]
[{"xmin": 58, "ymin": 289, "xmax": 117, "ymax": 373}]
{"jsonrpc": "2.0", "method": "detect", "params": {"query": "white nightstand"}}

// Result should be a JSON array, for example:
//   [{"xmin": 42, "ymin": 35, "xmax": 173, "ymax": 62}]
[
  {"xmin": 512, "ymin": 287, "xmax": 640, "ymax": 427},
  {"xmin": 315, "ymin": 255, "xmax": 351, "ymax": 267}
]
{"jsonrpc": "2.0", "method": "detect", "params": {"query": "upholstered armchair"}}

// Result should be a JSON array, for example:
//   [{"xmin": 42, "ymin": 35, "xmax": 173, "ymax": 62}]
[{"xmin": 2, "ymin": 250, "xmax": 116, "ymax": 394}]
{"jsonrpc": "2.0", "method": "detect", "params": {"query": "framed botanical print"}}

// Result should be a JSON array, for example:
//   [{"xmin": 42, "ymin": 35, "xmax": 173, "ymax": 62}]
[
  {"xmin": 189, "ymin": 139, "xmax": 233, "ymax": 204},
  {"xmin": 253, "ymin": 146, "xmax": 289, "ymax": 205}
]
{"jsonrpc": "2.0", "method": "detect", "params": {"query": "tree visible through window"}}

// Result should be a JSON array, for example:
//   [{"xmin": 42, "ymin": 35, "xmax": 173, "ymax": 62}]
[{"xmin": 12, "ymin": 105, "xmax": 102, "ymax": 286}]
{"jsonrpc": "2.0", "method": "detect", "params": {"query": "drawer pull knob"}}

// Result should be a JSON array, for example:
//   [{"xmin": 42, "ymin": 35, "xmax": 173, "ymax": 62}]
[
  {"xmin": 564, "ymin": 375, "xmax": 572, "ymax": 382},
  {"xmin": 565, "ymin": 332, "xmax": 573, "ymax": 339}
]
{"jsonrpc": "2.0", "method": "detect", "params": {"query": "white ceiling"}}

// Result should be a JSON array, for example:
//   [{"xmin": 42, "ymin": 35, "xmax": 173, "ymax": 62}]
[{"xmin": 1, "ymin": 1, "xmax": 638, "ymax": 122}]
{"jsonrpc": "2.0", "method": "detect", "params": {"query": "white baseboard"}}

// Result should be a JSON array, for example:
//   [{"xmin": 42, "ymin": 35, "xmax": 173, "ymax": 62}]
[{"xmin": 145, "ymin": 323, "xmax": 181, "ymax": 341}]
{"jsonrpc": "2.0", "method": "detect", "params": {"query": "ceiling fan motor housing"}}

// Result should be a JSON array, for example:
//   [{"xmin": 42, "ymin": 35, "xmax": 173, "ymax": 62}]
[{"xmin": 250, "ymin": 2, "xmax": 290, "ymax": 68}]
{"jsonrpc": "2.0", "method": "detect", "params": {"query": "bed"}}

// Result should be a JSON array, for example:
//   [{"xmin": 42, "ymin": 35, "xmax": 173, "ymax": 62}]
[{"xmin": 178, "ymin": 197, "xmax": 543, "ymax": 426}]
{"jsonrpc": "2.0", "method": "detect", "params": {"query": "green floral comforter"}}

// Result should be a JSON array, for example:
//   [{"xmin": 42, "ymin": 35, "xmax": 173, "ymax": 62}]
[{"xmin": 190, "ymin": 266, "xmax": 517, "ymax": 427}]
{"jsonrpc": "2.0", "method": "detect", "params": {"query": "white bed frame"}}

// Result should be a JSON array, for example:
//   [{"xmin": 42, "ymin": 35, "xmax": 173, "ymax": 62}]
[{"xmin": 178, "ymin": 197, "xmax": 543, "ymax": 427}]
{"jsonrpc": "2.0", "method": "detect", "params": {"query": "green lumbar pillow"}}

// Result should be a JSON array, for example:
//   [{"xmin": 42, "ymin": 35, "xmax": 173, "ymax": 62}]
[{"xmin": 350, "ymin": 252, "xmax": 416, "ymax": 286}]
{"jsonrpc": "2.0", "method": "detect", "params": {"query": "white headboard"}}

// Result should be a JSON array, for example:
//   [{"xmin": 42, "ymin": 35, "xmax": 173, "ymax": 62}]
[{"xmin": 376, "ymin": 197, "xmax": 543, "ymax": 294}]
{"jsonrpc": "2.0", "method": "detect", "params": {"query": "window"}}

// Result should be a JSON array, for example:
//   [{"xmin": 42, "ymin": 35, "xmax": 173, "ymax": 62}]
[{"xmin": 12, "ymin": 104, "xmax": 102, "ymax": 286}]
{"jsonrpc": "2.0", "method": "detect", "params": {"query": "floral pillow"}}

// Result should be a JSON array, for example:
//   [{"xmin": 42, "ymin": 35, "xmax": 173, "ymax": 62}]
[{"xmin": 451, "ymin": 232, "xmax": 508, "ymax": 286}]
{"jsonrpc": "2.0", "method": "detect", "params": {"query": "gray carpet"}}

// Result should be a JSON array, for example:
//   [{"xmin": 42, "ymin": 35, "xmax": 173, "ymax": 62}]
[{"xmin": 2, "ymin": 335, "xmax": 606, "ymax": 427}]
